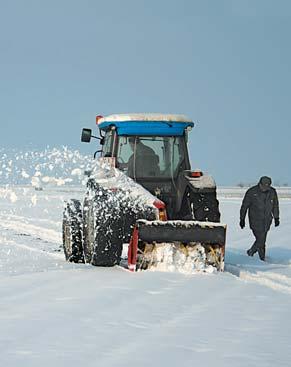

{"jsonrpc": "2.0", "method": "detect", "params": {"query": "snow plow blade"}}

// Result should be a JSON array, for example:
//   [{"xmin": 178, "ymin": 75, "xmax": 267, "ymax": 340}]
[{"xmin": 128, "ymin": 220, "xmax": 226, "ymax": 273}]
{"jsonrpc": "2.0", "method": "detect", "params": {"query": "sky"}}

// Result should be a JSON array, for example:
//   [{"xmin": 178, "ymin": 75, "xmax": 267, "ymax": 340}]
[{"xmin": 0, "ymin": 0, "xmax": 291, "ymax": 185}]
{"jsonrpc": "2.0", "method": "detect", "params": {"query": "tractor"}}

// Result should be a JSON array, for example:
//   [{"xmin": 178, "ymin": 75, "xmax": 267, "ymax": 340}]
[{"xmin": 63, "ymin": 114, "xmax": 226, "ymax": 272}]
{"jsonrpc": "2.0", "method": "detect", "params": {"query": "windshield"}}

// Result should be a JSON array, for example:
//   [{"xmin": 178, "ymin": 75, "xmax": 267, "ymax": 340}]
[{"xmin": 116, "ymin": 136, "xmax": 186, "ymax": 179}]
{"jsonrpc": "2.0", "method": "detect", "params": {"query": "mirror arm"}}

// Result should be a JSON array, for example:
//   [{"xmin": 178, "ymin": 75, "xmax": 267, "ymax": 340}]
[
  {"xmin": 91, "ymin": 135, "xmax": 105, "ymax": 145},
  {"xmin": 91, "ymin": 135, "xmax": 101, "ymax": 140}
]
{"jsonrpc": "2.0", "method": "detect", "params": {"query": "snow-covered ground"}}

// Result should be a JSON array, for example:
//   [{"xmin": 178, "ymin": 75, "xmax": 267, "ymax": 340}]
[{"xmin": 1, "ymin": 183, "xmax": 291, "ymax": 367}]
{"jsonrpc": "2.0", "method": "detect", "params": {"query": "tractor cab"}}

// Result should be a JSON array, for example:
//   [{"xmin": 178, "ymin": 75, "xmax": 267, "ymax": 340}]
[
  {"xmin": 81, "ymin": 113, "xmax": 219, "ymax": 222},
  {"xmin": 83, "ymin": 114, "xmax": 193, "ymax": 169},
  {"xmin": 82, "ymin": 114, "xmax": 195, "ymax": 216}
]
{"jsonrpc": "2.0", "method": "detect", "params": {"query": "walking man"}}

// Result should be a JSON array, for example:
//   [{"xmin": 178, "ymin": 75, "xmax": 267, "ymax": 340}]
[{"xmin": 240, "ymin": 176, "xmax": 280, "ymax": 261}]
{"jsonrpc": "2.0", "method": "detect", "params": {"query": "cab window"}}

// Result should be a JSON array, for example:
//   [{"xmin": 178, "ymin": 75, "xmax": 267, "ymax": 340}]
[
  {"xmin": 117, "ymin": 136, "xmax": 186, "ymax": 178},
  {"xmin": 102, "ymin": 130, "xmax": 115, "ymax": 157}
]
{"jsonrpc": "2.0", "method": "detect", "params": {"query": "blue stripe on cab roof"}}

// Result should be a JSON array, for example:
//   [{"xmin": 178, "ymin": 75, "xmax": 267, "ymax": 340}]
[{"xmin": 98, "ymin": 121, "xmax": 194, "ymax": 136}]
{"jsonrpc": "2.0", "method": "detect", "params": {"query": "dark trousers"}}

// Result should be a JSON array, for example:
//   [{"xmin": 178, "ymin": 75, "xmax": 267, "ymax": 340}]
[{"xmin": 249, "ymin": 229, "xmax": 268, "ymax": 260}]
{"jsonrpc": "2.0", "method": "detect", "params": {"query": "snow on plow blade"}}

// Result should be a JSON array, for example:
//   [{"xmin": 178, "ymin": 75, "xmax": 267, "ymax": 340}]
[{"xmin": 128, "ymin": 220, "xmax": 226, "ymax": 273}]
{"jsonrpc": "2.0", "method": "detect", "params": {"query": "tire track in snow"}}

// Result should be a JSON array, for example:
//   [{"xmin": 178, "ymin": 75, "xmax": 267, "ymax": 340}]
[
  {"xmin": 0, "ymin": 217, "xmax": 61, "ymax": 244},
  {"xmin": 0, "ymin": 213, "xmax": 60, "ymax": 230},
  {"xmin": 0, "ymin": 236, "xmax": 63, "ymax": 260},
  {"xmin": 262, "ymin": 271, "xmax": 291, "ymax": 285},
  {"xmin": 225, "ymin": 264, "xmax": 291, "ymax": 295},
  {"xmin": 0, "ymin": 215, "xmax": 62, "ymax": 259}
]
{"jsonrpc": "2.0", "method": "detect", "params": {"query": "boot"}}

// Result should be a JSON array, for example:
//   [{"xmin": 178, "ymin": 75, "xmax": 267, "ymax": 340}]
[
  {"xmin": 247, "ymin": 249, "xmax": 254, "ymax": 257},
  {"xmin": 258, "ymin": 246, "xmax": 266, "ymax": 261}
]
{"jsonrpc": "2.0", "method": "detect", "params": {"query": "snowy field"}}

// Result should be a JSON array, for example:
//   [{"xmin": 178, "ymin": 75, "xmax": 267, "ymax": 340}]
[{"xmin": 1, "ymin": 182, "xmax": 291, "ymax": 367}]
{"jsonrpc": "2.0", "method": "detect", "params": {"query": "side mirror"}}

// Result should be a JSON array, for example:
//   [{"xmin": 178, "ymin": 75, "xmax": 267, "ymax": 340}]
[{"xmin": 81, "ymin": 128, "xmax": 92, "ymax": 143}]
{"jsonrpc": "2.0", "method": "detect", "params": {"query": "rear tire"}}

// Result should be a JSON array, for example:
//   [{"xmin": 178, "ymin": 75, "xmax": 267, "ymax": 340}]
[
  {"xmin": 190, "ymin": 192, "xmax": 220, "ymax": 222},
  {"xmin": 62, "ymin": 199, "xmax": 84, "ymax": 263},
  {"xmin": 83, "ymin": 197, "xmax": 95, "ymax": 264},
  {"xmin": 91, "ymin": 194, "xmax": 124, "ymax": 267},
  {"xmin": 84, "ymin": 178, "xmax": 158, "ymax": 267}
]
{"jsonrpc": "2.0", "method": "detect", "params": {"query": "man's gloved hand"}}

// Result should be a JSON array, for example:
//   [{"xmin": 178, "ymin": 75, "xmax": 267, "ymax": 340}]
[
  {"xmin": 240, "ymin": 219, "xmax": 245, "ymax": 229},
  {"xmin": 274, "ymin": 218, "xmax": 280, "ymax": 227}
]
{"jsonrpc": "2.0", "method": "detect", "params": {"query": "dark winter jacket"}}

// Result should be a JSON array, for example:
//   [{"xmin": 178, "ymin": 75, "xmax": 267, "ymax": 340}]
[
  {"xmin": 128, "ymin": 143, "xmax": 159, "ymax": 178},
  {"xmin": 240, "ymin": 185, "xmax": 280, "ymax": 232}
]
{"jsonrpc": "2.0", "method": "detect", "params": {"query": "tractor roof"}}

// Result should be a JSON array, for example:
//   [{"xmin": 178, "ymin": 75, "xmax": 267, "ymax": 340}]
[
  {"xmin": 97, "ymin": 113, "xmax": 194, "ymax": 136},
  {"xmin": 98, "ymin": 113, "xmax": 193, "ymax": 123}
]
